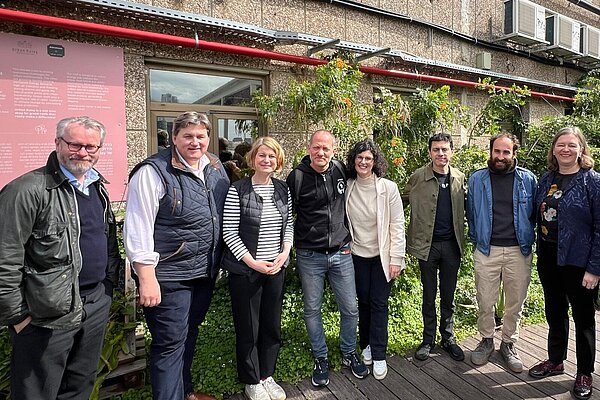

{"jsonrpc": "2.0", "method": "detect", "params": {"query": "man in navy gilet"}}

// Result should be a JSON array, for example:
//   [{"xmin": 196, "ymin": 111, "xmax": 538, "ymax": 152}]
[{"xmin": 124, "ymin": 111, "xmax": 229, "ymax": 400}]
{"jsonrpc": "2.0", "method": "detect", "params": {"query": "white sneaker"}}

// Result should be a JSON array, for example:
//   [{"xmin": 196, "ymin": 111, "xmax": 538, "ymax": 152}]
[
  {"xmin": 261, "ymin": 377, "xmax": 286, "ymax": 400},
  {"xmin": 373, "ymin": 360, "xmax": 388, "ymax": 380},
  {"xmin": 245, "ymin": 383, "xmax": 270, "ymax": 400},
  {"xmin": 362, "ymin": 345, "xmax": 373, "ymax": 366}
]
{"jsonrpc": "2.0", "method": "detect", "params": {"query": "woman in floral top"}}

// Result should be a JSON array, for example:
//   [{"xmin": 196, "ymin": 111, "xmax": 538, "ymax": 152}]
[{"xmin": 529, "ymin": 126, "xmax": 600, "ymax": 400}]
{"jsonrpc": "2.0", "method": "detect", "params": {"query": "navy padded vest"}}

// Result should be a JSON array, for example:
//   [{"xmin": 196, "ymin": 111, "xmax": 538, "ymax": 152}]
[{"xmin": 133, "ymin": 149, "xmax": 229, "ymax": 281}]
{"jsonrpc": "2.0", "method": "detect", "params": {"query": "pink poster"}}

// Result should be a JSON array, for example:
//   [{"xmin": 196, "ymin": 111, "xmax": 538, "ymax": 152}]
[{"xmin": 0, "ymin": 33, "xmax": 128, "ymax": 202}]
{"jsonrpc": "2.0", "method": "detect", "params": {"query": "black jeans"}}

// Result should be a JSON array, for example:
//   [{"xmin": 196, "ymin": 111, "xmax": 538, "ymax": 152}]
[
  {"xmin": 353, "ymin": 255, "xmax": 392, "ymax": 361},
  {"xmin": 419, "ymin": 239, "xmax": 461, "ymax": 345},
  {"xmin": 229, "ymin": 269, "xmax": 286, "ymax": 384},
  {"xmin": 10, "ymin": 282, "xmax": 111, "ymax": 400},
  {"xmin": 537, "ymin": 240, "xmax": 596, "ymax": 375}
]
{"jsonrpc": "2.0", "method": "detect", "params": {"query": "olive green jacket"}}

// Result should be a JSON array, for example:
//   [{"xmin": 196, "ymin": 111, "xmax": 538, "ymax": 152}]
[{"xmin": 404, "ymin": 163, "xmax": 466, "ymax": 261}]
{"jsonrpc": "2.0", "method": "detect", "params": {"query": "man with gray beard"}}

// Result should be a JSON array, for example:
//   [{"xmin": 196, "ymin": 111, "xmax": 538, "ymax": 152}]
[{"xmin": 0, "ymin": 116, "xmax": 121, "ymax": 400}]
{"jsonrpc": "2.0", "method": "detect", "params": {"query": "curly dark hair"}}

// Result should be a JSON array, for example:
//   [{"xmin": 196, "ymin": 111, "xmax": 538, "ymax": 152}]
[{"xmin": 346, "ymin": 139, "xmax": 388, "ymax": 179}]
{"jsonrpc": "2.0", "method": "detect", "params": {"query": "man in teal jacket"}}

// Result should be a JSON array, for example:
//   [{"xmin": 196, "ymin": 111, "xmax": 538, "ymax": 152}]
[{"xmin": 467, "ymin": 132, "xmax": 536, "ymax": 373}]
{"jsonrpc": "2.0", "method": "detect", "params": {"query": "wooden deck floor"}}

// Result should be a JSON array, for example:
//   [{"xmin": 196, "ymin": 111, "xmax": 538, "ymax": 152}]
[{"xmin": 227, "ymin": 315, "xmax": 600, "ymax": 400}]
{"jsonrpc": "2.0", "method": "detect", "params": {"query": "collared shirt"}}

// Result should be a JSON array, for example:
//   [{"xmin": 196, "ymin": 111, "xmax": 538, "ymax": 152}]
[
  {"xmin": 59, "ymin": 164, "xmax": 100, "ymax": 195},
  {"xmin": 123, "ymin": 151, "xmax": 210, "ymax": 268}
]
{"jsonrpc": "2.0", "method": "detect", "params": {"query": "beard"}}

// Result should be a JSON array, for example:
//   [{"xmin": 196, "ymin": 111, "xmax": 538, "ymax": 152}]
[
  {"xmin": 488, "ymin": 157, "xmax": 513, "ymax": 173},
  {"xmin": 60, "ymin": 154, "xmax": 98, "ymax": 175}
]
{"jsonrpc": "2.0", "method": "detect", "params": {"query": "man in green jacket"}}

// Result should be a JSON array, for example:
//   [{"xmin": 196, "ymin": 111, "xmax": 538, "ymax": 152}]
[{"xmin": 404, "ymin": 133, "xmax": 466, "ymax": 362}]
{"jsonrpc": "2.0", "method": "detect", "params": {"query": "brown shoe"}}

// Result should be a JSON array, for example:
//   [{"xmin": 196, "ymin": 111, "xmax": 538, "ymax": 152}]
[
  {"xmin": 528, "ymin": 359, "xmax": 564, "ymax": 379},
  {"xmin": 186, "ymin": 393, "xmax": 216, "ymax": 400},
  {"xmin": 573, "ymin": 373, "xmax": 593, "ymax": 400}
]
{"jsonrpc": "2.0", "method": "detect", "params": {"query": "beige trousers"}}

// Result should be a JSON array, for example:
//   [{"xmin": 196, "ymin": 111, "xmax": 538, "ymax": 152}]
[{"xmin": 474, "ymin": 246, "xmax": 532, "ymax": 343}]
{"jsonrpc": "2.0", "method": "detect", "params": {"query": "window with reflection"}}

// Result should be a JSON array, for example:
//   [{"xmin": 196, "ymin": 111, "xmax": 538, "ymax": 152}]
[{"xmin": 149, "ymin": 69, "xmax": 262, "ymax": 106}]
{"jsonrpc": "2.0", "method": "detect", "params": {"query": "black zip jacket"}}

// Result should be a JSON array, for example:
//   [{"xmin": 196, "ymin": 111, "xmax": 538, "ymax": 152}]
[{"xmin": 286, "ymin": 155, "xmax": 351, "ymax": 251}]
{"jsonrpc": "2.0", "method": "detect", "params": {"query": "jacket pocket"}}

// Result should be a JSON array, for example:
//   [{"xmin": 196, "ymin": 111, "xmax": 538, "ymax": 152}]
[
  {"xmin": 158, "ymin": 242, "xmax": 187, "ymax": 262},
  {"xmin": 24, "ymin": 264, "xmax": 73, "ymax": 319},
  {"xmin": 29, "ymin": 222, "xmax": 71, "ymax": 269}
]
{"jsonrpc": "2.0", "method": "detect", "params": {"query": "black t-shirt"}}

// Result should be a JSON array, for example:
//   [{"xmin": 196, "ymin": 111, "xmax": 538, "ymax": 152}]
[
  {"xmin": 490, "ymin": 169, "xmax": 518, "ymax": 247},
  {"xmin": 540, "ymin": 172, "xmax": 577, "ymax": 243},
  {"xmin": 432, "ymin": 171, "xmax": 454, "ymax": 242}
]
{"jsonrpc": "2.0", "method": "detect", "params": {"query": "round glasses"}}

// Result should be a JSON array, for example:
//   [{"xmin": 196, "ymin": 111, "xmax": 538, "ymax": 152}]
[{"xmin": 59, "ymin": 137, "xmax": 102, "ymax": 154}]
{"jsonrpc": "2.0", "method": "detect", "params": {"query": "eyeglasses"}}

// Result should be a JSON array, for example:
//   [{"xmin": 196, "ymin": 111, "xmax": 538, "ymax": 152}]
[
  {"xmin": 356, "ymin": 156, "xmax": 374, "ymax": 162},
  {"xmin": 59, "ymin": 137, "xmax": 102, "ymax": 154}
]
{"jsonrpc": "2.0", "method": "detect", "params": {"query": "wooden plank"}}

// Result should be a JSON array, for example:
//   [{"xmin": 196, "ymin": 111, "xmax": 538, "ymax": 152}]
[
  {"xmin": 461, "ymin": 336, "xmax": 573, "ymax": 399},
  {"xmin": 518, "ymin": 329, "xmax": 600, "ymax": 390},
  {"xmin": 296, "ymin": 378, "xmax": 338, "ymax": 399},
  {"xmin": 388, "ymin": 355, "xmax": 461, "ymax": 400},
  {"xmin": 327, "ymin": 369, "xmax": 368, "ymax": 399},
  {"xmin": 339, "ymin": 369, "xmax": 393, "ymax": 399},
  {"xmin": 280, "ymin": 382, "xmax": 306, "ymax": 399},
  {"xmin": 105, "ymin": 358, "xmax": 147, "ymax": 379},
  {"xmin": 379, "ymin": 358, "xmax": 431, "ymax": 400},
  {"xmin": 432, "ymin": 345, "xmax": 523, "ymax": 400},
  {"xmin": 421, "ymin": 355, "xmax": 493, "ymax": 400},
  {"xmin": 458, "ymin": 337, "xmax": 550, "ymax": 400}
]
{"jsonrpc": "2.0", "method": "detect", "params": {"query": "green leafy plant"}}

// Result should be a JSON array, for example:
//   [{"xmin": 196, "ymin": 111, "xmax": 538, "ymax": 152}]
[
  {"xmin": 90, "ymin": 290, "xmax": 138, "ymax": 400},
  {"xmin": 469, "ymin": 78, "xmax": 531, "ymax": 143},
  {"xmin": 253, "ymin": 58, "xmax": 368, "ymax": 155},
  {"xmin": 520, "ymin": 68, "xmax": 600, "ymax": 176}
]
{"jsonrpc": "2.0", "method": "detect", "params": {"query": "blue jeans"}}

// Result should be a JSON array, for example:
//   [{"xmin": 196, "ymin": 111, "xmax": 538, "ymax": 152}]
[
  {"xmin": 296, "ymin": 244, "xmax": 358, "ymax": 359},
  {"xmin": 143, "ymin": 277, "xmax": 215, "ymax": 400}
]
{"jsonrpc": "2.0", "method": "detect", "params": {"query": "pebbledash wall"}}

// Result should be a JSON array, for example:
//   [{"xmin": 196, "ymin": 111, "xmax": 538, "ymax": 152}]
[{"xmin": 1, "ymin": 0, "xmax": 599, "ymax": 172}]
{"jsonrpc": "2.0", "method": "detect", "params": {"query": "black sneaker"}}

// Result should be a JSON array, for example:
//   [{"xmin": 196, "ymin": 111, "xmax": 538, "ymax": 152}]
[
  {"xmin": 342, "ymin": 352, "xmax": 369, "ymax": 379},
  {"xmin": 312, "ymin": 357, "xmax": 329, "ymax": 387},
  {"xmin": 441, "ymin": 338, "xmax": 465, "ymax": 361},
  {"xmin": 414, "ymin": 342, "xmax": 433, "ymax": 361}
]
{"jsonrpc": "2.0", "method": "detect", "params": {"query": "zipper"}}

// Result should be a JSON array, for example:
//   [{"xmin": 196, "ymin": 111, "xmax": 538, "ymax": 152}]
[
  {"xmin": 203, "ymin": 167, "xmax": 217, "ymax": 278},
  {"xmin": 322, "ymin": 173, "xmax": 332, "ymax": 249}
]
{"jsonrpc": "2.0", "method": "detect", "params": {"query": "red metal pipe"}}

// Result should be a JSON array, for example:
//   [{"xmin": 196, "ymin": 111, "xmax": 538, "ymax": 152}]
[{"xmin": 0, "ymin": 8, "xmax": 575, "ymax": 102}]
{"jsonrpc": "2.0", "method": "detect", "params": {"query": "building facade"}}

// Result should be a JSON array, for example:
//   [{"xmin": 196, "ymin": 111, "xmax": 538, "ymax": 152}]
[{"xmin": 0, "ymin": 0, "xmax": 598, "ymax": 172}]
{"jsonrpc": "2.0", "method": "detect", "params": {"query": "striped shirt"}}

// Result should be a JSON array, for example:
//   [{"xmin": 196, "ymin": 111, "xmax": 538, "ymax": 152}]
[{"xmin": 223, "ymin": 183, "xmax": 293, "ymax": 261}]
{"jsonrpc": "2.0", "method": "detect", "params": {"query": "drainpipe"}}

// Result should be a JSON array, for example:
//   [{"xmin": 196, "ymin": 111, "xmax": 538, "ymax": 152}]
[
  {"xmin": 0, "ymin": 8, "xmax": 575, "ymax": 102},
  {"xmin": 567, "ymin": 0, "xmax": 600, "ymax": 16}
]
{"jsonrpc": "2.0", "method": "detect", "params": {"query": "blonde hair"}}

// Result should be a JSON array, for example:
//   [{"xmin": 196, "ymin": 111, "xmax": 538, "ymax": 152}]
[
  {"xmin": 547, "ymin": 126, "xmax": 595, "ymax": 171},
  {"xmin": 246, "ymin": 137, "xmax": 285, "ymax": 173}
]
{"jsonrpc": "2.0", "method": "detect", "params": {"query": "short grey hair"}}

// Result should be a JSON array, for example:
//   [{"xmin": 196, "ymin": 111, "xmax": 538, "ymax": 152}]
[
  {"xmin": 173, "ymin": 111, "xmax": 211, "ymax": 137},
  {"xmin": 56, "ymin": 116, "xmax": 106, "ymax": 143}
]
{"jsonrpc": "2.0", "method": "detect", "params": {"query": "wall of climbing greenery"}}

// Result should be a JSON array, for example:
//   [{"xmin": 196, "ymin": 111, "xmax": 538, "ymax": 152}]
[{"xmin": 0, "ymin": 60, "xmax": 598, "ymax": 399}]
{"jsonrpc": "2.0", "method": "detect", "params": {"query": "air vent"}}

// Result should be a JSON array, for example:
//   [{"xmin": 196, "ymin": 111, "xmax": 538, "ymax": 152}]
[
  {"xmin": 578, "ymin": 25, "xmax": 600, "ymax": 64},
  {"xmin": 502, "ymin": 0, "xmax": 547, "ymax": 45},
  {"xmin": 545, "ymin": 14, "xmax": 581, "ymax": 57}
]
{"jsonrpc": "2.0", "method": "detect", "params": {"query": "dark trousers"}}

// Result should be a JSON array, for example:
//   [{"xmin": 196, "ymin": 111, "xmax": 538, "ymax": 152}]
[
  {"xmin": 353, "ymin": 255, "xmax": 393, "ymax": 361},
  {"xmin": 419, "ymin": 239, "xmax": 461, "ymax": 344},
  {"xmin": 10, "ymin": 282, "xmax": 111, "ymax": 400},
  {"xmin": 229, "ymin": 269, "xmax": 285, "ymax": 384},
  {"xmin": 143, "ymin": 277, "xmax": 215, "ymax": 400},
  {"xmin": 537, "ymin": 240, "xmax": 596, "ymax": 375}
]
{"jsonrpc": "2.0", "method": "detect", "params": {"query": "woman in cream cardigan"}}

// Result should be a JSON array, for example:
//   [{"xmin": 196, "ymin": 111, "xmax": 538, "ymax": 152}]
[{"xmin": 345, "ymin": 139, "xmax": 406, "ymax": 380}]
